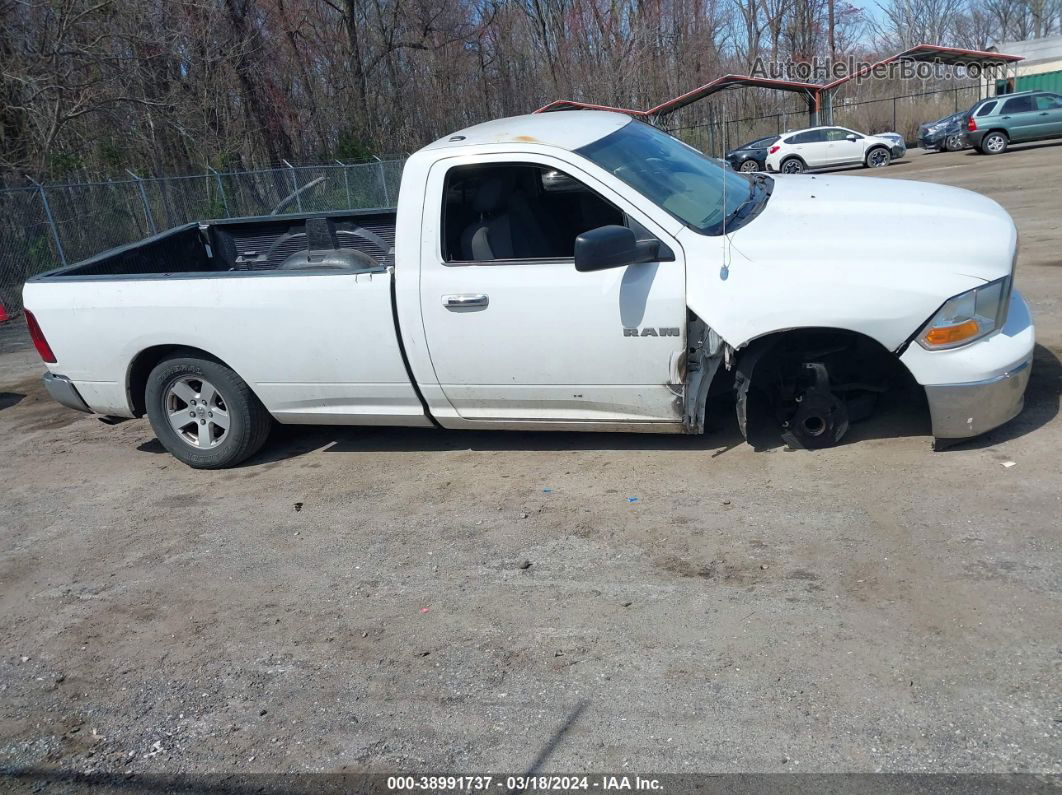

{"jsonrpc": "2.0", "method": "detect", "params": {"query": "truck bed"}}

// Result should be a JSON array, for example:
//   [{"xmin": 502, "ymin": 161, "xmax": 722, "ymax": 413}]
[
  {"xmin": 22, "ymin": 207, "xmax": 426, "ymax": 426},
  {"xmin": 33, "ymin": 209, "xmax": 398, "ymax": 279}
]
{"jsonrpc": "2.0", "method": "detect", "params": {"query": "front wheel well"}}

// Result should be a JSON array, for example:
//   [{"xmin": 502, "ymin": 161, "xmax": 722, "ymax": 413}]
[
  {"xmin": 127, "ymin": 345, "xmax": 233, "ymax": 417},
  {"xmin": 732, "ymin": 328, "xmax": 917, "ymax": 445}
]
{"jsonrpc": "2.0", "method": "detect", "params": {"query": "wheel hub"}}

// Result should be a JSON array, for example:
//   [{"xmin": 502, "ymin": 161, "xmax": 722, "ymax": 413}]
[{"xmin": 779, "ymin": 362, "xmax": 850, "ymax": 449}]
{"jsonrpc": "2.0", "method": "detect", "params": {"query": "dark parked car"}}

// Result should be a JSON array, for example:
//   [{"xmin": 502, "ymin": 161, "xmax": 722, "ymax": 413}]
[
  {"xmin": 726, "ymin": 135, "xmax": 780, "ymax": 172},
  {"xmin": 918, "ymin": 111, "xmax": 966, "ymax": 152},
  {"xmin": 964, "ymin": 90, "xmax": 1062, "ymax": 154}
]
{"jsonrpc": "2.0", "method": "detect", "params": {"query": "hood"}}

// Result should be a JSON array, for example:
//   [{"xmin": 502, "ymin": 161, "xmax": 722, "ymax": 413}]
[
  {"xmin": 737, "ymin": 174, "xmax": 1015, "ymax": 283},
  {"xmin": 680, "ymin": 174, "xmax": 1018, "ymax": 351}
]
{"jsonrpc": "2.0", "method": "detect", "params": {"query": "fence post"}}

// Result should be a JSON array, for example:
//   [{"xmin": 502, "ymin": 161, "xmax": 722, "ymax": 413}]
[
  {"xmin": 281, "ymin": 160, "xmax": 302, "ymax": 211},
  {"xmin": 337, "ymin": 160, "xmax": 352, "ymax": 207},
  {"xmin": 126, "ymin": 170, "xmax": 157, "ymax": 235},
  {"xmin": 208, "ymin": 167, "xmax": 230, "ymax": 216},
  {"xmin": 374, "ymin": 156, "xmax": 390, "ymax": 207},
  {"xmin": 892, "ymin": 97, "xmax": 897, "ymax": 132},
  {"xmin": 25, "ymin": 176, "xmax": 68, "ymax": 267}
]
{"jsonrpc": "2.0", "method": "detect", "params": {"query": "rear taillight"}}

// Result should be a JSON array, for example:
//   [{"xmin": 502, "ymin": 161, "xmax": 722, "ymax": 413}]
[
  {"xmin": 967, "ymin": 116, "xmax": 976, "ymax": 131},
  {"xmin": 25, "ymin": 310, "xmax": 57, "ymax": 363},
  {"xmin": 768, "ymin": 145, "xmax": 780, "ymax": 154}
]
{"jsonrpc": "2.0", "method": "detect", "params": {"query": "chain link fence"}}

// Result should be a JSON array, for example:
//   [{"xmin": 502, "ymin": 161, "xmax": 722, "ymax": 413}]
[{"xmin": 0, "ymin": 158, "xmax": 406, "ymax": 315}]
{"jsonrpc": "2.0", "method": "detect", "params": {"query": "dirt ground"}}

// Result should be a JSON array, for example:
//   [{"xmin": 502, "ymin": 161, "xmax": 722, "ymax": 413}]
[{"xmin": 1, "ymin": 142, "xmax": 1060, "ymax": 787}]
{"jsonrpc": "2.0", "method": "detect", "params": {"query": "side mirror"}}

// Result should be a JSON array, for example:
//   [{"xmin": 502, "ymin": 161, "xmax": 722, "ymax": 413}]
[
  {"xmin": 846, "ymin": 133, "xmax": 858, "ymax": 141},
  {"xmin": 574, "ymin": 225, "xmax": 658, "ymax": 272}
]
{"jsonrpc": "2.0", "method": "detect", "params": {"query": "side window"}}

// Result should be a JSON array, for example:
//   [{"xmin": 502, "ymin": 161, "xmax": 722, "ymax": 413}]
[
  {"xmin": 825, "ymin": 129, "xmax": 847, "ymax": 141},
  {"xmin": 976, "ymin": 101, "xmax": 998, "ymax": 117},
  {"xmin": 1002, "ymin": 96, "xmax": 1034, "ymax": 114},
  {"xmin": 788, "ymin": 130, "xmax": 825, "ymax": 144},
  {"xmin": 1035, "ymin": 94, "xmax": 1062, "ymax": 110},
  {"xmin": 441, "ymin": 163, "xmax": 625, "ymax": 263}
]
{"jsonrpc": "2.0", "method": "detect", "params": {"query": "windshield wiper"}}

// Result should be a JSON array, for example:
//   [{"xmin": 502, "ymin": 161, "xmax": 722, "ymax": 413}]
[{"xmin": 714, "ymin": 174, "xmax": 773, "ymax": 234}]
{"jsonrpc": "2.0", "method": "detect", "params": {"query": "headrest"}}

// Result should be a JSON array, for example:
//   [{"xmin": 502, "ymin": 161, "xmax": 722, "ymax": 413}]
[{"xmin": 473, "ymin": 173, "xmax": 514, "ymax": 214}]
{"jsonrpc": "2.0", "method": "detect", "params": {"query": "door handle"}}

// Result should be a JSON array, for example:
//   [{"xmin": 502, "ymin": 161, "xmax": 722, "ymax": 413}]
[
  {"xmin": 443, "ymin": 294, "xmax": 489, "ymax": 309},
  {"xmin": 1040, "ymin": 111, "xmax": 1050, "ymax": 116}
]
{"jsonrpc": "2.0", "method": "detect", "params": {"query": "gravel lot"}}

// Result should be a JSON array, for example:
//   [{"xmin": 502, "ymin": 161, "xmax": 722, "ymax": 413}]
[{"xmin": 1, "ymin": 143, "xmax": 1060, "ymax": 787}]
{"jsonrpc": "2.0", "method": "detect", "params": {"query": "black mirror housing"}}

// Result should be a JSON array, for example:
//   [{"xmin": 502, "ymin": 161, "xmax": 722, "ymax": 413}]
[{"xmin": 574, "ymin": 225, "xmax": 657, "ymax": 272}]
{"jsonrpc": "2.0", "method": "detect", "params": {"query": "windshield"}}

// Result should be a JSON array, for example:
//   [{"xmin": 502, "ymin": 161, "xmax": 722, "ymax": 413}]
[{"xmin": 576, "ymin": 120, "xmax": 755, "ymax": 236}]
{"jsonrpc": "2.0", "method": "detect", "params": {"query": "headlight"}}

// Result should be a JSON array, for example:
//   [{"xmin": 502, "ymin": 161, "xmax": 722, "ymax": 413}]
[{"xmin": 918, "ymin": 277, "xmax": 1011, "ymax": 350}]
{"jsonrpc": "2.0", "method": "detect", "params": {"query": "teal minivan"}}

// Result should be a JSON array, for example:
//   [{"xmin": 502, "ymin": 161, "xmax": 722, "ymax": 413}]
[{"xmin": 964, "ymin": 90, "xmax": 1062, "ymax": 154}]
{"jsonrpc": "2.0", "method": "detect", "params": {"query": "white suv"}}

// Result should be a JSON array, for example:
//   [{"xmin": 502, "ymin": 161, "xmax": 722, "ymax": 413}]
[{"xmin": 765, "ymin": 126, "xmax": 899, "ymax": 174}]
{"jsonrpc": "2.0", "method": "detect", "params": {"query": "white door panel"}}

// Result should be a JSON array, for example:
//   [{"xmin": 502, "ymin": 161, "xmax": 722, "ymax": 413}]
[
  {"xmin": 803, "ymin": 140, "xmax": 830, "ymax": 167},
  {"xmin": 418, "ymin": 154, "xmax": 687, "ymax": 424},
  {"xmin": 827, "ymin": 139, "xmax": 864, "ymax": 165}
]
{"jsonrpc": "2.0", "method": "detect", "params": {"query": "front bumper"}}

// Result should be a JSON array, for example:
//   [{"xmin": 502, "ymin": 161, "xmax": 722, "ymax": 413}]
[
  {"xmin": 901, "ymin": 290, "xmax": 1035, "ymax": 440},
  {"xmin": 918, "ymin": 132, "xmax": 944, "ymax": 150},
  {"xmin": 924, "ymin": 359, "xmax": 1031, "ymax": 438},
  {"xmin": 43, "ymin": 373, "xmax": 92, "ymax": 414},
  {"xmin": 890, "ymin": 143, "xmax": 907, "ymax": 158}
]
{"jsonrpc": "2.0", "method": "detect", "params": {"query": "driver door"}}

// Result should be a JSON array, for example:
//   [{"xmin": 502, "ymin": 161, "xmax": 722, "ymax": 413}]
[
  {"xmin": 826, "ymin": 128, "xmax": 864, "ymax": 165},
  {"xmin": 417, "ymin": 154, "xmax": 687, "ymax": 426}
]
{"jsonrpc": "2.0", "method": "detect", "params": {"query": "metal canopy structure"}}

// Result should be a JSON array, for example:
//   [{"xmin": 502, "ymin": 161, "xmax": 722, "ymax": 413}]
[
  {"xmin": 882, "ymin": 43, "xmax": 1023, "ymax": 69},
  {"xmin": 536, "ymin": 75, "xmax": 824, "ymax": 122},
  {"xmin": 642, "ymin": 75, "xmax": 822, "ymax": 117},
  {"xmin": 534, "ymin": 43, "xmax": 1023, "ymax": 127},
  {"xmin": 817, "ymin": 44, "xmax": 1024, "ymax": 122}
]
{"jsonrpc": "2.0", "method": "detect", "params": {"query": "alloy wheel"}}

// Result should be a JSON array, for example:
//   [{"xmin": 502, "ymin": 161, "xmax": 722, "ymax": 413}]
[{"xmin": 164, "ymin": 376, "xmax": 230, "ymax": 449}]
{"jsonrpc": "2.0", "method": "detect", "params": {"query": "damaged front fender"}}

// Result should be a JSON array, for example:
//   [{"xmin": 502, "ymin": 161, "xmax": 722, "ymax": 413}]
[{"xmin": 682, "ymin": 315, "xmax": 727, "ymax": 435}]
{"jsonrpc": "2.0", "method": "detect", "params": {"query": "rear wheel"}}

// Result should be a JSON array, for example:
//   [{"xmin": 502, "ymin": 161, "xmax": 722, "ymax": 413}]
[
  {"xmin": 739, "ymin": 159, "xmax": 761, "ymax": 172},
  {"xmin": 981, "ymin": 131, "xmax": 1008, "ymax": 155},
  {"xmin": 780, "ymin": 157, "xmax": 806, "ymax": 174},
  {"xmin": 145, "ymin": 353, "xmax": 272, "ymax": 469},
  {"xmin": 944, "ymin": 133, "xmax": 964, "ymax": 152},
  {"xmin": 865, "ymin": 146, "xmax": 891, "ymax": 168}
]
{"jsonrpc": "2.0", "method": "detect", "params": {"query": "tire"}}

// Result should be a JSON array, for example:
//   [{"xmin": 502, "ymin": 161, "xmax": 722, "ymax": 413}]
[
  {"xmin": 780, "ymin": 157, "xmax": 805, "ymax": 174},
  {"xmin": 145, "ymin": 352, "xmax": 272, "ymax": 469},
  {"xmin": 865, "ymin": 146, "xmax": 891, "ymax": 168},
  {"xmin": 944, "ymin": 133, "xmax": 964, "ymax": 152},
  {"xmin": 981, "ymin": 131, "xmax": 1008, "ymax": 155},
  {"xmin": 739, "ymin": 159, "xmax": 760, "ymax": 172}
]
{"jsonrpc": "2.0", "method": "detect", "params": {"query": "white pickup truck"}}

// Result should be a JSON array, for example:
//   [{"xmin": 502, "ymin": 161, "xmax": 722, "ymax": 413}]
[{"xmin": 23, "ymin": 111, "xmax": 1034, "ymax": 468}]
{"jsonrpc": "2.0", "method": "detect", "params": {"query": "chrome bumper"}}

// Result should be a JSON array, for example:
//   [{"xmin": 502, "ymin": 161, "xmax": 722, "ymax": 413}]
[
  {"xmin": 924, "ymin": 358, "xmax": 1031, "ymax": 439},
  {"xmin": 42, "ymin": 373, "xmax": 92, "ymax": 414}
]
